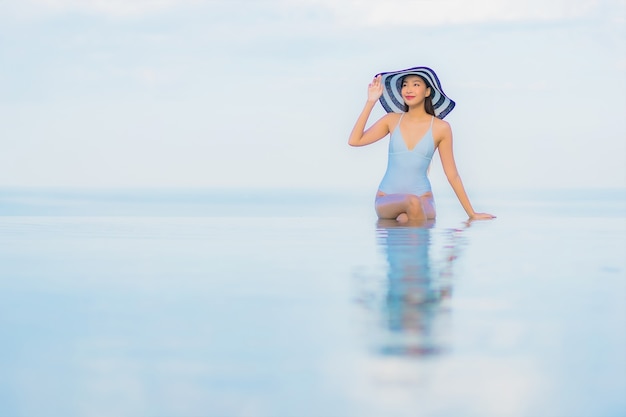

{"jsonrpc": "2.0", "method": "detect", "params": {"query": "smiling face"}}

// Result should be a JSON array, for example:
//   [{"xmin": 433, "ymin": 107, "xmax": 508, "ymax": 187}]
[{"xmin": 401, "ymin": 75, "xmax": 431, "ymax": 107}]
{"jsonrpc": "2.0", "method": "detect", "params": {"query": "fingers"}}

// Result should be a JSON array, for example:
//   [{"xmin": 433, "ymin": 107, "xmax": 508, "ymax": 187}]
[
  {"xmin": 367, "ymin": 75, "xmax": 383, "ymax": 102},
  {"xmin": 369, "ymin": 74, "xmax": 381, "ymax": 88},
  {"xmin": 469, "ymin": 213, "xmax": 496, "ymax": 221},
  {"xmin": 368, "ymin": 76, "xmax": 382, "ymax": 93}
]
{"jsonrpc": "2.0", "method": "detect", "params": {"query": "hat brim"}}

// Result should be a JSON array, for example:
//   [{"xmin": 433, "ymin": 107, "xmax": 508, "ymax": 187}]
[{"xmin": 376, "ymin": 66, "xmax": 455, "ymax": 119}]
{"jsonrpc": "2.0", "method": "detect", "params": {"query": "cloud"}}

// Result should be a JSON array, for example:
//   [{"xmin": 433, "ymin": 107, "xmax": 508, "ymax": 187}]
[
  {"xmin": 4, "ymin": 0, "xmax": 203, "ymax": 18},
  {"xmin": 4, "ymin": 0, "xmax": 605, "ymax": 23},
  {"xmin": 290, "ymin": 0, "xmax": 602, "ymax": 26}
]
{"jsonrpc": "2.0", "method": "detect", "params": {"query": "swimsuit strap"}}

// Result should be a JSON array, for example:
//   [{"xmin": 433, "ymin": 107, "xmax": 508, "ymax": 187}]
[
  {"xmin": 394, "ymin": 114, "xmax": 433, "ymax": 135},
  {"xmin": 393, "ymin": 113, "xmax": 405, "ymax": 133}
]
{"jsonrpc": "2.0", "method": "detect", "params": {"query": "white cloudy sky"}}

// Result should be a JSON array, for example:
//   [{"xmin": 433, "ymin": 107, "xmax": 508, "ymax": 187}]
[{"xmin": 0, "ymin": 0, "xmax": 624, "ymax": 191}]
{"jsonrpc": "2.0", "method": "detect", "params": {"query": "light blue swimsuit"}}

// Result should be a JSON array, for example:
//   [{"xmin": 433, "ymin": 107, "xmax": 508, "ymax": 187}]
[{"xmin": 378, "ymin": 115, "xmax": 436, "ymax": 196}]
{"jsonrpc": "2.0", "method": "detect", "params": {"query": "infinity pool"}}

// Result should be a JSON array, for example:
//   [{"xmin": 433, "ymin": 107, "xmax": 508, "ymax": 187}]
[{"xmin": 0, "ymin": 188, "xmax": 624, "ymax": 417}]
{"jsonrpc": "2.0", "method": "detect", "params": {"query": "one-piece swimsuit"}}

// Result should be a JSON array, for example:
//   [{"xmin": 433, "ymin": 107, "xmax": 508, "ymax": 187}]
[{"xmin": 378, "ymin": 114, "xmax": 436, "ymax": 196}]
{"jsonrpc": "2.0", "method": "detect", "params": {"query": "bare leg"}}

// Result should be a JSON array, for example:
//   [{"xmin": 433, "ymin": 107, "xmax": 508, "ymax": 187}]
[{"xmin": 375, "ymin": 192, "xmax": 436, "ymax": 223}]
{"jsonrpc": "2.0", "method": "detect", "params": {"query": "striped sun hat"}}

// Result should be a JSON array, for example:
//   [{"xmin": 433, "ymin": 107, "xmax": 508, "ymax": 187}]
[{"xmin": 376, "ymin": 66, "xmax": 456, "ymax": 119}]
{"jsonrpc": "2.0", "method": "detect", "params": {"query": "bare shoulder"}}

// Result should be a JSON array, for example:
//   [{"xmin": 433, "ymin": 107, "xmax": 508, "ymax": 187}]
[
  {"xmin": 385, "ymin": 112, "xmax": 402, "ymax": 128},
  {"xmin": 370, "ymin": 112, "xmax": 402, "ymax": 134},
  {"xmin": 432, "ymin": 118, "xmax": 452, "ymax": 144},
  {"xmin": 432, "ymin": 117, "xmax": 451, "ymax": 132}
]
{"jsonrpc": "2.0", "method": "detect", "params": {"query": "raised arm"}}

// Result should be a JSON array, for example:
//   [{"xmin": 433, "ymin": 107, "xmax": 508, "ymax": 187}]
[
  {"xmin": 348, "ymin": 75, "xmax": 393, "ymax": 147},
  {"xmin": 437, "ymin": 122, "xmax": 495, "ymax": 220}
]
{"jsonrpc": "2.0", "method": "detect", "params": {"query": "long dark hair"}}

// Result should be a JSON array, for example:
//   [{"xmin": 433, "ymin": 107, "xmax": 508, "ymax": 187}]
[{"xmin": 402, "ymin": 75, "xmax": 435, "ymax": 116}]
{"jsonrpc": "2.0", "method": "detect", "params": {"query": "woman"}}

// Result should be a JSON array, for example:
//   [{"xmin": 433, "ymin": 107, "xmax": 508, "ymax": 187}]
[{"xmin": 348, "ymin": 66, "xmax": 495, "ymax": 223}]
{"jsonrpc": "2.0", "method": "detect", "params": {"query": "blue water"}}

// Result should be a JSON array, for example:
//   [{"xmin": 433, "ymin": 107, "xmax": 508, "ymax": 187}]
[{"xmin": 0, "ymin": 188, "xmax": 625, "ymax": 417}]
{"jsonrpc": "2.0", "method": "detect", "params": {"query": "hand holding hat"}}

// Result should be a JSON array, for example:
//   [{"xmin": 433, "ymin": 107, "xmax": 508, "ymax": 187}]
[{"xmin": 367, "ymin": 75, "xmax": 384, "ymax": 103}]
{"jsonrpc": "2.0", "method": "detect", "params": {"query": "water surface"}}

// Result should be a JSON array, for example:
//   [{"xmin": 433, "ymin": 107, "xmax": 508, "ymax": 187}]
[{"xmin": 0, "ymin": 188, "xmax": 624, "ymax": 417}]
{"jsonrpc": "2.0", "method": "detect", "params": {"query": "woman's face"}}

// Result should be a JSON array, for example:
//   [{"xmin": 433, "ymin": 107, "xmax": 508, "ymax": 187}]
[{"xmin": 401, "ymin": 75, "xmax": 431, "ymax": 106}]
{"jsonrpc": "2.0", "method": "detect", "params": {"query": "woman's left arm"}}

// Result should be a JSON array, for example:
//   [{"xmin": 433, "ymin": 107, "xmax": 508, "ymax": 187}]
[{"xmin": 437, "ymin": 122, "xmax": 495, "ymax": 220}]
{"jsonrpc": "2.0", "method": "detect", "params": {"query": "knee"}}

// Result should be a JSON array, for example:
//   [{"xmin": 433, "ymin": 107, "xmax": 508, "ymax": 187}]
[{"xmin": 405, "ymin": 195, "xmax": 423, "ymax": 215}]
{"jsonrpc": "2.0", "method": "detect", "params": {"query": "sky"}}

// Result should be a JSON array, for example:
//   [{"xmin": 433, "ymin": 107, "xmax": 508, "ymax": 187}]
[{"xmin": 0, "ymin": 0, "xmax": 624, "ymax": 192}]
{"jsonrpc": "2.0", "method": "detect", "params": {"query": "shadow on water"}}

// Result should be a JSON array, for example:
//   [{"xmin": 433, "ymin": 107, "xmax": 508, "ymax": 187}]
[{"xmin": 356, "ymin": 219, "xmax": 468, "ymax": 358}]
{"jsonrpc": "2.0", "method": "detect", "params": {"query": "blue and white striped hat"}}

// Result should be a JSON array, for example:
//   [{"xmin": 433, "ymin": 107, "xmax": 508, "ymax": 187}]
[{"xmin": 376, "ymin": 66, "xmax": 456, "ymax": 119}]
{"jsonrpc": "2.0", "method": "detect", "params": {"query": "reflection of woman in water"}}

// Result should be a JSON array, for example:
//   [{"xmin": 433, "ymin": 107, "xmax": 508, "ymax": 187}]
[
  {"xmin": 373, "ymin": 220, "xmax": 463, "ymax": 357},
  {"xmin": 348, "ymin": 67, "xmax": 495, "ymax": 224}
]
